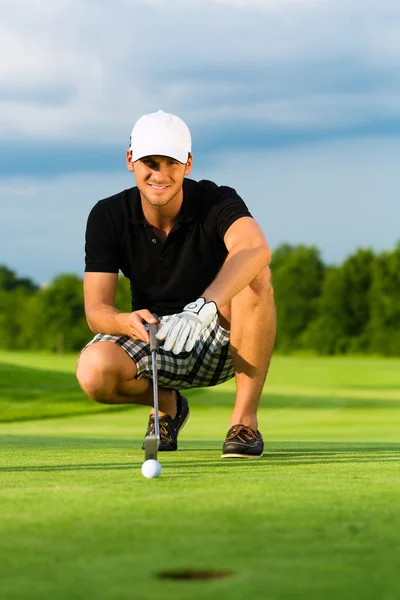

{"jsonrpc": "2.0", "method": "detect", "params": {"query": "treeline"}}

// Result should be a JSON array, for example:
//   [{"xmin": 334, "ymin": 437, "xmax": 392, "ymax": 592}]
[
  {"xmin": 0, "ymin": 240, "xmax": 399, "ymax": 355},
  {"xmin": 271, "ymin": 242, "xmax": 400, "ymax": 355}
]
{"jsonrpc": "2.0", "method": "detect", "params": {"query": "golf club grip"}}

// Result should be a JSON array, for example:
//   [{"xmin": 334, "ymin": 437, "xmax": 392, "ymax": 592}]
[{"xmin": 149, "ymin": 323, "xmax": 158, "ymax": 352}]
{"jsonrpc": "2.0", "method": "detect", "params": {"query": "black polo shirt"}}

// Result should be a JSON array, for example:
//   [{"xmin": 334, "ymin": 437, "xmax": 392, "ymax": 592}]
[{"xmin": 85, "ymin": 177, "xmax": 252, "ymax": 315}]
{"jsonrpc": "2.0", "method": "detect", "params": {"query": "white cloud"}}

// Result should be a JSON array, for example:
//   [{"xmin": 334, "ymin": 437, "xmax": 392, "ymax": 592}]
[
  {"xmin": 0, "ymin": 171, "xmax": 131, "ymax": 282},
  {"xmin": 0, "ymin": 0, "xmax": 398, "ymax": 285},
  {"xmin": 0, "ymin": 181, "xmax": 38, "ymax": 197},
  {"xmin": 0, "ymin": 0, "xmax": 399, "ymax": 146},
  {"xmin": 215, "ymin": 0, "xmax": 321, "ymax": 8},
  {"xmin": 1, "ymin": 136, "xmax": 399, "ymax": 283},
  {"xmin": 196, "ymin": 136, "xmax": 400, "ymax": 265},
  {"xmin": 185, "ymin": 91, "xmax": 400, "ymax": 132}
]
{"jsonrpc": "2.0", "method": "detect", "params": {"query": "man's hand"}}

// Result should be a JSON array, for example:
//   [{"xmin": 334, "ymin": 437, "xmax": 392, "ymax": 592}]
[
  {"xmin": 117, "ymin": 310, "xmax": 157, "ymax": 343},
  {"xmin": 156, "ymin": 298, "xmax": 217, "ymax": 355}
]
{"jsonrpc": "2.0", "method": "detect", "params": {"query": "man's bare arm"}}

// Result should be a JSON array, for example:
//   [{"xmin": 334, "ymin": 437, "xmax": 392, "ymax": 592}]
[
  {"xmin": 202, "ymin": 217, "xmax": 271, "ymax": 308},
  {"xmin": 84, "ymin": 272, "xmax": 156, "ymax": 342},
  {"xmin": 155, "ymin": 217, "xmax": 271, "ymax": 354}
]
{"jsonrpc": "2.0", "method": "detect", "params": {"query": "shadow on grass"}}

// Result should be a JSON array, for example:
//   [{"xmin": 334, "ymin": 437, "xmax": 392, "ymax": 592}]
[
  {"xmin": 0, "ymin": 362, "xmax": 136, "ymax": 422},
  {"xmin": 2, "ymin": 361, "xmax": 400, "ymax": 426},
  {"xmin": 171, "ymin": 443, "xmax": 400, "ymax": 469},
  {"xmin": 0, "ymin": 434, "xmax": 136, "ymax": 448},
  {"xmin": 191, "ymin": 392, "xmax": 400, "ymax": 409},
  {"xmin": 1, "ymin": 440, "xmax": 399, "ymax": 474}
]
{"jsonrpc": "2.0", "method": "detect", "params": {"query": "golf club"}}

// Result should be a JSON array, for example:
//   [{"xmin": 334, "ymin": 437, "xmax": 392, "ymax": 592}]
[{"xmin": 143, "ymin": 322, "xmax": 159, "ymax": 461}]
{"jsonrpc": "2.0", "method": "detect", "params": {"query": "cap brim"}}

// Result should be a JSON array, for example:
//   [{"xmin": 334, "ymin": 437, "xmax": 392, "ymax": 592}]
[{"xmin": 131, "ymin": 145, "xmax": 189, "ymax": 164}]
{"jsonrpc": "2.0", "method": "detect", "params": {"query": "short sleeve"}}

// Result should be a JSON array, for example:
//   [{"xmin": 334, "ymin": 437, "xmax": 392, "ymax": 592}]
[
  {"xmin": 85, "ymin": 201, "xmax": 120, "ymax": 273},
  {"xmin": 203, "ymin": 185, "xmax": 253, "ymax": 240}
]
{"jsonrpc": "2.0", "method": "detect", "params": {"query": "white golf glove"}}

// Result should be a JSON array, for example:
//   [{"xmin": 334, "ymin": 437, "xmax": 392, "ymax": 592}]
[{"xmin": 156, "ymin": 298, "xmax": 218, "ymax": 355}]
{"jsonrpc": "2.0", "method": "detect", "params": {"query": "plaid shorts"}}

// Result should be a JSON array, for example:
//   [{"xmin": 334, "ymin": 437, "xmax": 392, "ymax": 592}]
[{"xmin": 84, "ymin": 316, "xmax": 234, "ymax": 390}]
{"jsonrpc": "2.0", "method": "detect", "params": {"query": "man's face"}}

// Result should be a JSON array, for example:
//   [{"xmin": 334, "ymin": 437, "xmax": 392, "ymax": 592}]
[{"xmin": 126, "ymin": 153, "xmax": 192, "ymax": 208}]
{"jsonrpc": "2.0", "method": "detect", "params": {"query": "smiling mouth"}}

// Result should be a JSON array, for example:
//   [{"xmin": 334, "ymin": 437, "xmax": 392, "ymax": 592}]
[{"xmin": 148, "ymin": 184, "xmax": 169, "ymax": 189}]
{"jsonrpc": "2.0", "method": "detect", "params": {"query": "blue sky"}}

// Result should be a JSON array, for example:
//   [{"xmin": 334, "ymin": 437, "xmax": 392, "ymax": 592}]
[{"xmin": 1, "ymin": 0, "xmax": 399, "ymax": 284}]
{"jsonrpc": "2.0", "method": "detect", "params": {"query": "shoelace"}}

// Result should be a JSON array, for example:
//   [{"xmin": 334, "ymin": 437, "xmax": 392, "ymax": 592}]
[
  {"xmin": 226, "ymin": 425, "xmax": 257, "ymax": 443},
  {"xmin": 149, "ymin": 419, "xmax": 170, "ymax": 438}
]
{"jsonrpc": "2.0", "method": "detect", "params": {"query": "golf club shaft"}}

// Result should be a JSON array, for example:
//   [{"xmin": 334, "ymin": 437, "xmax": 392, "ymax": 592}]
[{"xmin": 149, "ymin": 323, "xmax": 159, "ymax": 439}]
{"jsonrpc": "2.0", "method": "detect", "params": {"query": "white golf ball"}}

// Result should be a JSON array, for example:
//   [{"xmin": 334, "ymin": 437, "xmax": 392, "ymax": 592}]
[{"xmin": 141, "ymin": 459, "xmax": 162, "ymax": 479}]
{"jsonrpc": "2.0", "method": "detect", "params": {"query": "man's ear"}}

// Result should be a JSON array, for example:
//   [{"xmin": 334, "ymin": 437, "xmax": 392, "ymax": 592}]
[
  {"xmin": 126, "ymin": 150, "xmax": 135, "ymax": 172},
  {"xmin": 185, "ymin": 153, "xmax": 193, "ymax": 175}
]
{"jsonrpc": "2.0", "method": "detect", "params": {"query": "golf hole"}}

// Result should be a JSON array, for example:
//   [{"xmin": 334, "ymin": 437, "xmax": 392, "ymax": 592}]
[{"xmin": 157, "ymin": 569, "xmax": 234, "ymax": 581}]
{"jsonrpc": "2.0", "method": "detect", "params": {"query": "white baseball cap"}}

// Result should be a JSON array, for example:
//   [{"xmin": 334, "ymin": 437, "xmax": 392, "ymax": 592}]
[{"xmin": 129, "ymin": 110, "xmax": 192, "ymax": 164}]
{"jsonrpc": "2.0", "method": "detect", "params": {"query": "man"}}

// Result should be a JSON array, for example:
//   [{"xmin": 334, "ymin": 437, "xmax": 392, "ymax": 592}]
[{"xmin": 77, "ymin": 110, "xmax": 276, "ymax": 458}]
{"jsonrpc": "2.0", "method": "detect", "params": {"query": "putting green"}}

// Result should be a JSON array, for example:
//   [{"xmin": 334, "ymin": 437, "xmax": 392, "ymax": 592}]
[{"xmin": 0, "ymin": 353, "xmax": 399, "ymax": 599}]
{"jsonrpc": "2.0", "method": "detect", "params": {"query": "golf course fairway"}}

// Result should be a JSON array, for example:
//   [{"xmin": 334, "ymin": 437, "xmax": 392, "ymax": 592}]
[{"xmin": 1, "ymin": 352, "xmax": 399, "ymax": 599}]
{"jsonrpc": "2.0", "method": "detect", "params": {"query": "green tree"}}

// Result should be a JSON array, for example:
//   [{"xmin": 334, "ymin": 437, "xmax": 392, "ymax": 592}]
[
  {"xmin": 368, "ymin": 242, "xmax": 400, "ymax": 356},
  {"xmin": 34, "ymin": 274, "xmax": 90, "ymax": 353},
  {"xmin": 0, "ymin": 288, "xmax": 29, "ymax": 349},
  {"xmin": 304, "ymin": 249, "xmax": 375, "ymax": 354},
  {"xmin": 0, "ymin": 267, "xmax": 39, "ymax": 349},
  {"xmin": 0, "ymin": 265, "xmax": 38, "ymax": 292},
  {"xmin": 115, "ymin": 275, "xmax": 132, "ymax": 312},
  {"xmin": 303, "ymin": 266, "xmax": 349, "ymax": 354},
  {"xmin": 271, "ymin": 244, "xmax": 325, "ymax": 352},
  {"xmin": 14, "ymin": 292, "xmax": 42, "ymax": 350}
]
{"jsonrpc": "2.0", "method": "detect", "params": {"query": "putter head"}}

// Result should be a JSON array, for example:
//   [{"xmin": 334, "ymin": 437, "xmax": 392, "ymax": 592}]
[{"xmin": 143, "ymin": 434, "xmax": 159, "ymax": 461}]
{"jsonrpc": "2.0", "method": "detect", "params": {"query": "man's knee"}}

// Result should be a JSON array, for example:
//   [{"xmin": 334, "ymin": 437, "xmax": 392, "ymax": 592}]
[
  {"xmin": 76, "ymin": 348, "xmax": 112, "ymax": 403},
  {"xmin": 76, "ymin": 344, "xmax": 134, "ymax": 404}
]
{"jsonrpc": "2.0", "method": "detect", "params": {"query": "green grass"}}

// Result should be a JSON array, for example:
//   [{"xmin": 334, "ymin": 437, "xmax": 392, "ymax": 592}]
[
  {"xmin": 0, "ymin": 351, "xmax": 400, "ymax": 599},
  {"xmin": 0, "ymin": 350, "xmax": 139, "ymax": 422}
]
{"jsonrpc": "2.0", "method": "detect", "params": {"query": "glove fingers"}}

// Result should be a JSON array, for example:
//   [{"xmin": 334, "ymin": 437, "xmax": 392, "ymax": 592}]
[
  {"xmin": 184, "ymin": 322, "xmax": 201, "ymax": 352},
  {"xmin": 173, "ymin": 321, "xmax": 192, "ymax": 355},
  {"xmin": 163, "ymin": 319, "xmax": 184, "ymax": 352},
  {"xmin": 156, "ymin": 317, "xmax": 177, "ymax": 341},
  {"xmin": 156, "ymin": 300, "xmax": 217, "ymax": 354}
]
